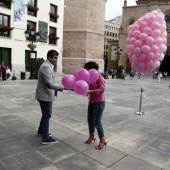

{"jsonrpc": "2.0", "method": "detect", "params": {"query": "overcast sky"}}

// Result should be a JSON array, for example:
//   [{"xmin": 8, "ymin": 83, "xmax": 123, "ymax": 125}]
[{"xmin": 105, "ymin": 0, "xmax": 137, "ymax": 20}]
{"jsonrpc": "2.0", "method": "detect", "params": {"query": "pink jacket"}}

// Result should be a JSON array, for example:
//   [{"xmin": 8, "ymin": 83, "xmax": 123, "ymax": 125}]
[{"xmin": 89, "ymin": 74, "xmax": 105, "ymax": 104}]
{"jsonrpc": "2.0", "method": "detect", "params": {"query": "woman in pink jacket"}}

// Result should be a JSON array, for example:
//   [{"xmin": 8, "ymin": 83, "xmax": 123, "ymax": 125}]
[{"xmin": 84, "ymin": 61, "xmax": 107, "ymax": 150}]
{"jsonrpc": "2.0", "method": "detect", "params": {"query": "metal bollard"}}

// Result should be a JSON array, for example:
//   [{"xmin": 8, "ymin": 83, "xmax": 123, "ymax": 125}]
[{"xmin": 135, "ymin": 88, "xmax": 144, "ymax": 115}]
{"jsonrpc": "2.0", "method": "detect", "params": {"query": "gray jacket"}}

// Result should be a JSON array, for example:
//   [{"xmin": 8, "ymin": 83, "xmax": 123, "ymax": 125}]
[{"xmin": 35, "ymin": 60, "xmax": 64, "ymax": 102}]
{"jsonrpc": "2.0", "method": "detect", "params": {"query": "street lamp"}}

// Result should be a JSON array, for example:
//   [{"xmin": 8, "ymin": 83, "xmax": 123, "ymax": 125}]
[
  {"xmin": 114, "ymin": 46, "xmax": 123, "ymax": 76},
  {"xmin": 25, "ymin": 28, "xmax": 40, "ymax": 79}
]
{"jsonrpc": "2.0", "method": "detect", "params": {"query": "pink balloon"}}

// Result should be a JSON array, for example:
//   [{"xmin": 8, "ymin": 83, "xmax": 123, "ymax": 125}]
[
  {"xmin": 74, "ymin": 80, "xmax": 89, "ymax": 95},
  {"xmin": 151, "ymin": 10, "xmax": 158, "ymax": 15},
  {"xmin": 158, "ymin": 44, "xmax": 167, "ymax": 53},
  {"xmin": 132, "ymin": 24, "xmax": 140, "ymax": 31},
  {"xmin": 133, "ymin": 30, "xmax": 141, "ymax": 38},
  {"xmin": 161, "ymin": 31, "xmax": 167, "ymax": 38},
  {"xmin": 88, "ymin": 69, "xmax": 99, "ymax": 83},
  {"xmin": 137, "ymin": 18, "xmax": 143, "ymax": 25},
  {"xmin": 128, "ymin": 52, "xmax": 134, "ymax": 60},
  {"xmin": 153, "ymin": 61, "xmax": 160, "ymax": 69},
  {"xmin": 148, "ymin": 14, "xmax": 156, "ymax": 23},
  {"xmin": 145, "ymin": 60, "xmax": 154, "ymax": 68},
  {"xmin": 147, "ymin": 52, "xmax": 154, "ymax": 60},
  {"xmin": 128, "ymin": 25, "xmax": 133, "ymax": 32},
  {"xmin": 141, "ymin": 45, "xmax": 150, "ymax": 53},
  {"xmin": 62, "ymin": 75, "xmax": 76, "ymax": 89},
  {"xmin": 143, "ymin": 27, "xmax": 152, "ymax": 35},
  {"xmin": 150, "ymin": 45, "xmax": 158, "ymax": 53},
  {"xmin": 131, "ymin": 63, "xmax": 138, "ymax": 70},
  {"xmin": 156, "ymin": 14, "xmax": 164, "ymax": 23},
  {"xmin": 153, "ymin": 53, "xmax": 161, "ymax": 61},
  {"xmin": 140, "ymin": 21, "xmax": 148, "ymax": 30},
  {"xmin": 74, "ymin": 70, "xmax": 81, "ymax": 80},
  {"xmin": 162, "ymin": 38, "xmax": 167, "ymax": 45},
  {"xmin": 77, "ymin": 69, "xmax": 90, "ymax": 82},
  {"xmin": 151, "ymin": 22, "xmax": 161, "ymax": 30},
  {"xmin": 129, "ymin": 37, "xmax": 136, "ymax": 44},
  {"xmin": 134, "ymin": 47, "xmax": 141, "ymax": 56},
  {"xmin": 132, "ymin": 55, "xmax": 139, "ymax": 64},
  {"xmin": 146, "ymin": 36, "xmax": 154, "ymax": 46},
  {"xmin": 135, "ymin": 40, "xmax": 142, "ymax": 47},
  {"xmin": 154, "ymin": 37, "xmax": 163, "ymax": 46},
  {"xmin": 129, "ymin": 45, "xmax": 135, "ymax": 52},
  {"xmin": 159, "ymin": 53, "xmax": 164, "ymax": 61},
  {"xmin": 160, "ymin": 24, "xmax": 166, "ymax": 32},
  {"xmin": 151, "ymin": 29, "xmax": 161, "ymax": 38},
  {"xmin": 128, "ymin": 31, "xmax": 133, "ymax": 37},
  {"xmin": 139, "ymin": 53, "xmax": 146, "ymax": 62},
  {"xmin": 139, "ymin": 62, "xmax": 145, "ymax": 72},
  {"xmin": 139, "ymin": 33, "xmax": 148, "ymax": 41}
]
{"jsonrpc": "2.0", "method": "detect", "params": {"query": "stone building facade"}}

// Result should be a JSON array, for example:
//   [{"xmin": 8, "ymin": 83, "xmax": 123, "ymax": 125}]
[
  {"xmin": 63, "ymin": 0, "xmax": 106, "ymax": 74},
  {"xmin": 0, "ymin": 0, "xmax": 64, "ymax": 76},
  {"xmin": 119, "ymin": 0, "xmax": 170, "ymax": 74},
  {"xmin": 104, "ymin": 16, "xmax": 122, "ymax": 71}
]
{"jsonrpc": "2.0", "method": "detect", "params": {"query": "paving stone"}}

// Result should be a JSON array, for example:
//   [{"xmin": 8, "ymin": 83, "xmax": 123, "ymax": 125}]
[
  {"xmin": 39, "ymin": 165, "xmax": 60, "ymax": 170},
  {"xmin": 0, "ymin": 138, "xmax": 31, "ymax": 158},
  {"xmin": 1, "ymin": 150, "xmax": 51, "ymax": 170},
  {"xmin": 50, "ymin": 125, "xmax": 80, "ymax": 141},
  {"xmin": 0, "ymin": 115, "xmax": 18, "ymax": 122},
  {"xmin": 110, "ymin": 156, "xmax": 161, "ymax": 170},
  {"xmin": 63, "ymin": 134, "xmax": 96, "ymax": 152},
  {"xmin": 83, "ymin": 146, "xmax": 126, "ymax": 166},
  {"xmin": 37, "ymin": 142, "xmax": 78, "ymax": 163},
  {"xmin": 0, "ymin": 129, "xmax": 17, "ymax": 141},
  {"xmin": 54, "ymin": 153, "xmax": 107, "ymax": 170},
  {"xmin": 0, "ymin": 163, "xmax": 6, "ymax": 170},
  {"xmin": 132, "ymin": 146, "xmax": 170, "ymax": 168},
  {"xmin": 108, "ymin": 136, "xmax": 141, "ymax": 154}
]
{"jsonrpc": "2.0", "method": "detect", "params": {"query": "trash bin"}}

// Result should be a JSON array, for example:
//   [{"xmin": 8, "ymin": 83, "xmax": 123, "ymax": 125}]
[
  {"xmin": 20, "ymin": 71, "xmax": 26, "ymax": 80},
  {"xmin": 112, "ymin": 73, "xmax": 115, "ymax": 79}
]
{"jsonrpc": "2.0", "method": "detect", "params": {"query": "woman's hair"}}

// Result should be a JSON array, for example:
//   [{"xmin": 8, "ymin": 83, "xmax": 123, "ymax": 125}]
[
  {"xmin": 84, "ymin": 61, "xmax": 99, "ymax": 70},
  {"xmin": 47, "ymin": 49, "xmax": 59, "ymax": 59}
]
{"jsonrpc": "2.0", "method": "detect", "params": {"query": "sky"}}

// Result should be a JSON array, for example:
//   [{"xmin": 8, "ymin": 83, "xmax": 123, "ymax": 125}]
[{"xmin": 105, "ymin": 0, "xmax": 137, "ymax": 20}]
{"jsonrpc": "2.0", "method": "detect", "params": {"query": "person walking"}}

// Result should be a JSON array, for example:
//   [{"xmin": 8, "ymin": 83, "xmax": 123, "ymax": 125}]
[
  {"xmin": 84, "ymin": 61, "xmax": 107, "ymax": 150},
  {"xmin": 1, "ymin": 61, "xmax": 6, "ymax": 81},
  {"xmin": 35, "ymin": 49, "xmax": 64, "ymax": 144}
]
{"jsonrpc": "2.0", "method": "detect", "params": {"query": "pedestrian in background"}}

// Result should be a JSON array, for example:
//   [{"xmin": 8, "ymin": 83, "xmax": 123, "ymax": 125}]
[
  {"xmin": 6, "ymin": 66, "xmax": 11, "ymax": 79},
  {"xmin": 1, "ymin": 61, "xmax": 6, "ymax": 81},
  {"xmin": 84, "ymin": 61, "xmax": 107, "ymax": 150},
  {"xmin": 35, "ymin": 49, "xmax": 64, "ymax": 144}
]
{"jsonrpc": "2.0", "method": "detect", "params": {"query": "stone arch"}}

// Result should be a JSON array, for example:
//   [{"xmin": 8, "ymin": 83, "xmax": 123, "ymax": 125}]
[
  {"xmin": 127, "ymin": 17, "xmax": 136, "ymax": 26},
  {"xmin": 121, "ymin": 53, "xmax": 131, "ymax": 73}
]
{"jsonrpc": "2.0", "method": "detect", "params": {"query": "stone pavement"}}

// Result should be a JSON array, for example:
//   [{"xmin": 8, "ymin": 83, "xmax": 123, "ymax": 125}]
[{"xmin": 0, "ymin": 75, "xmax": 170, "ymax": 170}]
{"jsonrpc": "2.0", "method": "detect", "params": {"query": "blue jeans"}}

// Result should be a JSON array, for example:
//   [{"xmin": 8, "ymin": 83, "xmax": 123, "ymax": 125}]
[
  {"xmin": 87, "ymin": 102, "xmax": 105, "ymax": 139},
  {"xmin": 38, "ymin": 100, "xmax": 52, "ymax": 139}
]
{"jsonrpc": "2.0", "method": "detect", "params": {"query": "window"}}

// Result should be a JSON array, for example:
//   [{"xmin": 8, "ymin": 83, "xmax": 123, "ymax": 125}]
[
  {"xmin": 0, "ymin": 0, "xmax": 11, "ymax": 9},
  {"xmin": 49, "ymin": 26, "xmax": 58, "ymax": 45},
  {"xmin": 107, "ymin": 32, "xmax": 109, "ymax": 36},
  {"xmin": 110, "ymin": 32, "xmax": 112, "ymax": 36},
  {"xmin": 0, "ymin": 14, "xmax": 11, "ymax": 37},
  {"xmin": 49, "ymin": 4, "xmax": 58, "ymax": 23},
  {"xmin": 106, "ymin": 45, "xmax": 108, "ymax": 49},
  {"xmin": 27, "ymin": 0, "xmax": 38, "ymax": 17},
  {"xmin": 26, "ymin": 20, "xmax": 36, "ymax": 40}
]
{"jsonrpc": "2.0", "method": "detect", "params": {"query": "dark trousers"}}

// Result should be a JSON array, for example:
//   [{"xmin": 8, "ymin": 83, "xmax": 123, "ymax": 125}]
[
  {"xmin": 2, "ymin": 71, "xmax": 6, "ymax": 81},
  {"xmin": 87, "ymin": 102, "xmax": 105, "ymax": 138},
  {"xmin": 38, "ymin": 100, "xmax": 52, "ymax": 139}
]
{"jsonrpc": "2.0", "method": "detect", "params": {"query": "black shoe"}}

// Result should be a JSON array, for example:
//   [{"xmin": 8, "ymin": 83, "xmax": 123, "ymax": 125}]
[
  {"xmin": 42, "ymin": 137, "xmax": 58, "ymax": 145},
  {"xmin": 37, "ymin": 132, "xmax": 52, "ymax": 137}
]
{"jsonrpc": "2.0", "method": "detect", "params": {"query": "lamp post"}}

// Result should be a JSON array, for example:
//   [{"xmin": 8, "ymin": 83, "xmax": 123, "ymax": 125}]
[
  {"xmin": 114, "ymin": 46, "xmax": 123, "ymax": 77},
  {"xmin": 25, "ymin": 28, "xmax": 40, "ymax": 79}
]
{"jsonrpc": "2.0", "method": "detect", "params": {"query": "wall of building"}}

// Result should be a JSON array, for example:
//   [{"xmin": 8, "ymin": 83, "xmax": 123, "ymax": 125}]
[
  {"xmin": 63, "ymin": 0, "xmax": 105, "ymax": 74},
  {"xmin": 0, "ymin": 0, "xmax": 64, "ymax": 75}
]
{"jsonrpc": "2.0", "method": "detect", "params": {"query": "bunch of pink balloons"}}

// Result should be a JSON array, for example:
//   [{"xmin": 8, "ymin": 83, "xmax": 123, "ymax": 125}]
[
  {"xmin": 61, "ymin": 68, "xmax": 99, "ymax": 95},
  {"xmin": 126, "ymin": 10, "xmax": 167, "ymax": 75}
]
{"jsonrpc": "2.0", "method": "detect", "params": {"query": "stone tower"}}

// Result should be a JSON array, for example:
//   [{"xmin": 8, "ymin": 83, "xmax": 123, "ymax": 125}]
[{"xmin": 63, "ymin": 0, "xmax": 106, "ymax": 74}]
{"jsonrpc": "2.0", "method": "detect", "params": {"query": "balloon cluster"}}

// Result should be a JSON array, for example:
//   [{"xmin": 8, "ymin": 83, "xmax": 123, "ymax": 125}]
[
  {"xmin": 126, "ymin": 10, "xmax": 167, "ymax": 75},
  {"xmin": 62, "ymin": 69, "xmax": 99, "ymax": 95}
]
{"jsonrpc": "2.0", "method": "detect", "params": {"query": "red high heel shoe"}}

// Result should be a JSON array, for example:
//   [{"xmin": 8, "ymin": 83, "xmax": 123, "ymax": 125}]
[
  {"xmin": 95, "ymin": 138, "xmax": 107, "ymax": 150},
  {"xmin": 84, "ymin": 134, "xmax": 96, "ymax": 144}
]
